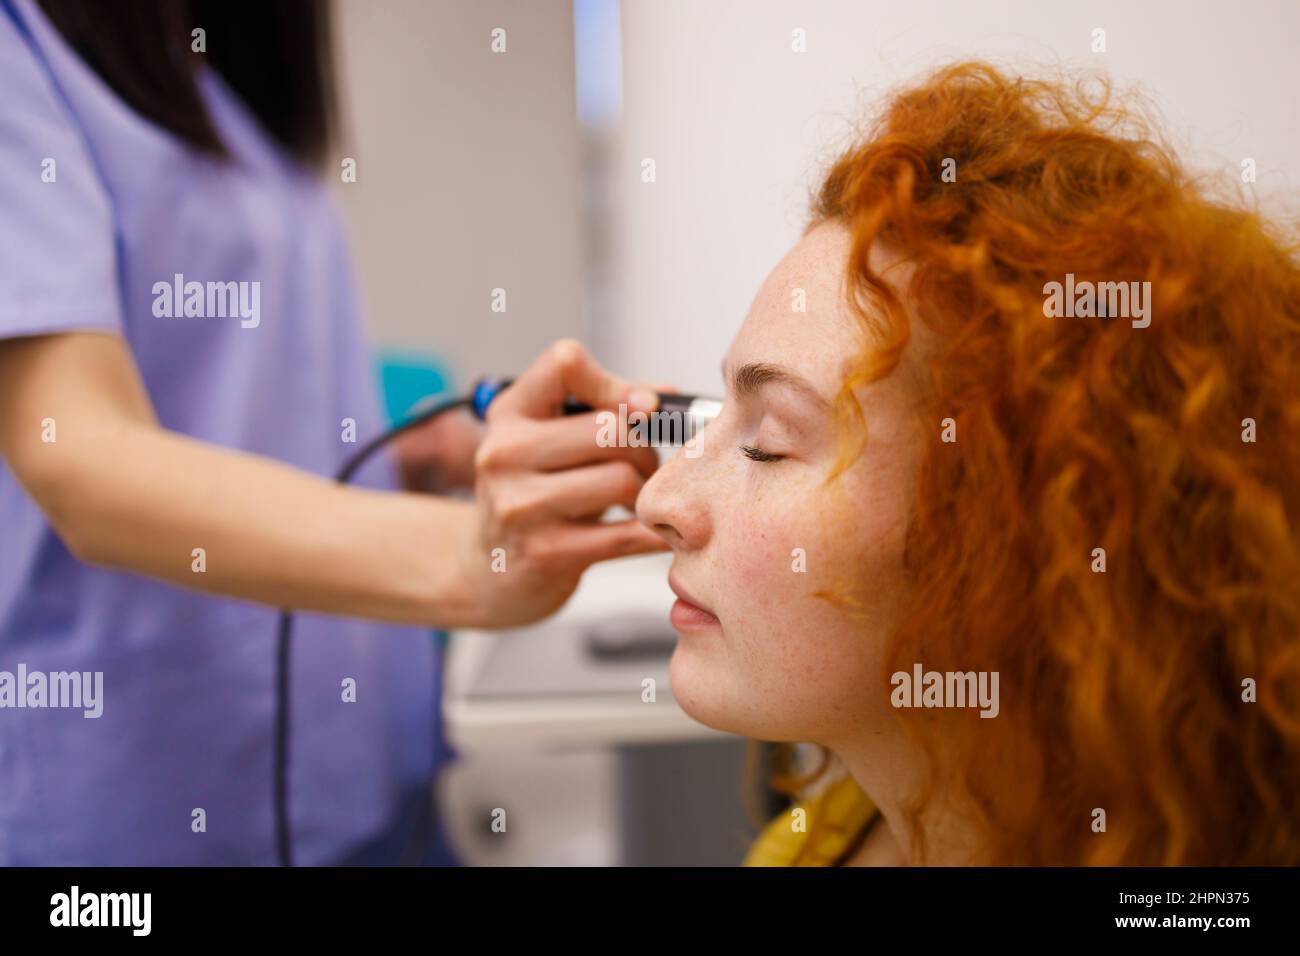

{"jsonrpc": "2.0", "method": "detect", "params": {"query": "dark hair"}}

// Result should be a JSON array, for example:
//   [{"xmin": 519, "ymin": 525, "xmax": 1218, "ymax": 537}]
[{"xmin": 36, "ymin": 0, "xmax": 335, "ymax": 168}]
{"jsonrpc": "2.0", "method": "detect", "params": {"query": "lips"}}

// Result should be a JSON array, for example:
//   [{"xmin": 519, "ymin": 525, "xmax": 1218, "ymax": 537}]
[{"xmin": 668, "ymin": 573, "xmax": 720, "ymax": 632}]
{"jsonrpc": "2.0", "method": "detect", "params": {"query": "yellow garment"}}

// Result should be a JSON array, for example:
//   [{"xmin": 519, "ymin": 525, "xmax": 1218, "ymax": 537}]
[{"xmin": 742, "ymin": 772, "xmax": 879, "ymax": 867}]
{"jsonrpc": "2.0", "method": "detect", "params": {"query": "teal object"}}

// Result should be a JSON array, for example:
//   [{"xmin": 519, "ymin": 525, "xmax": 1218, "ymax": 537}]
[
  {"xmin": 374, "ymin": 351, "xmax": 457, "ymax": 651},
  {"xmin": 375, "ymin": 350, "xmax": 454, "ymax": 426}
]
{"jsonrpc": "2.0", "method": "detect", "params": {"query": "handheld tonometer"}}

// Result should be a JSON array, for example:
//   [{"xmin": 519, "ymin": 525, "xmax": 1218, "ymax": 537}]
[{"xmin": 470, "ymin": 376, "xmax": 723, "ymax": 438}]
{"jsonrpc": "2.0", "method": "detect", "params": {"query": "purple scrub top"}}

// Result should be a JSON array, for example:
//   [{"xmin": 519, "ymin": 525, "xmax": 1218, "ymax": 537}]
[{"xmin": 0, "ymin": 0, "xmax": 449, "ymax": 864}]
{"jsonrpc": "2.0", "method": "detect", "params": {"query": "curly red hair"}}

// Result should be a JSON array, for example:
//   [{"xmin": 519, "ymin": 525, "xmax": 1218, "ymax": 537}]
[{"xmin": 802, "ymin": 60, "xmax": 1300, "ymax": 865}]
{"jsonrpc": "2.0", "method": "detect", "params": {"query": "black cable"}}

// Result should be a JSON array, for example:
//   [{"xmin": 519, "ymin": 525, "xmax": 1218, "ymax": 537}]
[
  {"xmin": 273, "ymin": 606, "xmax": 294, "ymax": 866},
  {"xmin": 274, "ymin": 394, "xmax": 474, "ymax": 867}
]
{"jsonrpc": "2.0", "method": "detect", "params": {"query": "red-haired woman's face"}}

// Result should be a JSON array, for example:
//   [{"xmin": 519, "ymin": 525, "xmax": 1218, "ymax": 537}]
[{"xmin": 637, "ymin": 220, "xmax": 927, "ymax": 747}]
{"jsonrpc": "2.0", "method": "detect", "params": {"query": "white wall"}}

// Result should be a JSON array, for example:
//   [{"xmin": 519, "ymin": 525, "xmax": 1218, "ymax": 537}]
[
  {"xmin": 331, "ymin": 0, "xmax": 585, "ymax": 389},
  {"xmin": 609, "ymin": 0, "xmax": 1300, "ymax": 395}
]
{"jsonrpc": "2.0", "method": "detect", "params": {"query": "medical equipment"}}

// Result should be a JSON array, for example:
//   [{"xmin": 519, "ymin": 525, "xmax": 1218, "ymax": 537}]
[{"xmin": 469, "ymin": 377, "xmax": 722, "ymax": 439}]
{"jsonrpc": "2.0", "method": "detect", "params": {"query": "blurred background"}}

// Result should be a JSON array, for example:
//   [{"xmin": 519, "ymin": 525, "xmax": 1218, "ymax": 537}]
[{"xmin": 327, "ymin": 0, "xmax": 1300, "ymax": 864}]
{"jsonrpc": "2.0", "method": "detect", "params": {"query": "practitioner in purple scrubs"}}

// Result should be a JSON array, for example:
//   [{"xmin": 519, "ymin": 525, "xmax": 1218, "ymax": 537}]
[{"xmin": 0, "ymin": 0, "xmax": 664, "ymax": 865}]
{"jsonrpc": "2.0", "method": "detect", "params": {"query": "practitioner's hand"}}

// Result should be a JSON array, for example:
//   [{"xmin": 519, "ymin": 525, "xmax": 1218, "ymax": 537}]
[{"xmin": 460, "ymin": 339, "xmax": 669, "ymax": 627}]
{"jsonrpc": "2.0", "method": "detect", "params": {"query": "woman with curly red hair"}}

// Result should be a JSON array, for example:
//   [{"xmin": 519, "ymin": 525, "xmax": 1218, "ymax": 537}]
[{"xmin": 636, "ymin": 60, "xmax": 1300, "ymax": 865}]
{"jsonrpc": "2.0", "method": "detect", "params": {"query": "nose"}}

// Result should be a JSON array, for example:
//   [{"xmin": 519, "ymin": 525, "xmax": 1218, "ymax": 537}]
[{"xmin": 636, "ymin": 441, "xmax": 712, "ymax": 551}]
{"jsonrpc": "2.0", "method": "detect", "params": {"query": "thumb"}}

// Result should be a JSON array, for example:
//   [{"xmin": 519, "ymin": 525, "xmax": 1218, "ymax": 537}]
[{"xmin": 490, "ymin": 339, "xmax": 658, "ymax": 419}]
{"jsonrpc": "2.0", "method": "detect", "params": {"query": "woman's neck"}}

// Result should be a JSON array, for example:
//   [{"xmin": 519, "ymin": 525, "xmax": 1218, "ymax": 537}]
[
  {"xmin": 834, "ymin": 745, "xmax": 976, "ymax": 866},
  {"xmin": 841, "ymin": 813, "xmax": 907, "ymax": 866}
]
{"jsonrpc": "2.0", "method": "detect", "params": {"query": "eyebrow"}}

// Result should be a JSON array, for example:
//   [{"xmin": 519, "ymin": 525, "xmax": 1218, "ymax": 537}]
[{"xmin": 724, "ymin": 360, "xmax": 830, "ymax": 408}]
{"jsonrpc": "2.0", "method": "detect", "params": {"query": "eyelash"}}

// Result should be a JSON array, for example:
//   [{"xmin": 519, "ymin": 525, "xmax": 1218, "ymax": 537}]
[{"xmin": 741, "ymin": 444, "xmax": 785, "ymax": 463}]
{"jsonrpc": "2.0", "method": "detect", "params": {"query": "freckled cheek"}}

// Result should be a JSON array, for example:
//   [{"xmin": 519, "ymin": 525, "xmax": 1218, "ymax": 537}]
[
  {"xmin": 709, "ymin": 498, "xmax": 837, "ymax": 660},
  {"xmin": 724, "ymin": 501, "xmax": 811, "ymax": 607}
]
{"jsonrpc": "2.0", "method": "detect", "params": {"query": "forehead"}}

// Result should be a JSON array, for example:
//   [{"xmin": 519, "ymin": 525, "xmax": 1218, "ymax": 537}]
[
  {"xmin": 726, "ymin": 220, "xmax": 860, "ymax": 385},
  {"xmin": 725, "ymin": 221, "xmax": 928, "ymax": 408}
]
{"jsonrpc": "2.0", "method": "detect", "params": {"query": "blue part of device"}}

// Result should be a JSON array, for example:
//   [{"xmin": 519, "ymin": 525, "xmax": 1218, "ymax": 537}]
[{"xmin": 472, "ymin": 377, "xmax": 505, "ymax": 421}]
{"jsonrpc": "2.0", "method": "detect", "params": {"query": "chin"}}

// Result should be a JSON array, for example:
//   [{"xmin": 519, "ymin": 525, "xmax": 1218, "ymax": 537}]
[
  {"xmin": 667, "ymin": 645, "xmax": 741, "ymax": 733},
  {"xmin": 667, "ymin": 646, "xmax": 803, "ymax": 740}
]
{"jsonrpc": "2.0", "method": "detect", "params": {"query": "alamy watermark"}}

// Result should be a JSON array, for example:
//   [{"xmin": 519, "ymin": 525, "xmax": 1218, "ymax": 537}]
[
  {"xmin": 152, "ymin": 273, "xmax": 260, "ymax": 328},
  {"xmin": 891, "ymin": 663, "xmax": 999, "ymax": 718},
  {"xmin": 596, "ymin": 404, "xmax": 706, "ymax": 459},
  {"xmin": 1043, "ymin": 273, "xmax": 1151, "ymax": 328},
  {"xmin": 0, "ymin": 664, "xmax": 103, "ymax": 718},
  {"xmin": 50, "ymin": 886, "xmax": 150, "ymax": 936}
]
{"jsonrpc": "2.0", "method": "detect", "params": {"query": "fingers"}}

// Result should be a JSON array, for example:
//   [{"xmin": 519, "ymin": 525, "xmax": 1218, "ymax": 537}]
[
  {"xmin": 488, "ymin": 339, "xmax": 658, "ymax": 421},
  {"xmin": 470, "ymin": 338, "xmax": 671, "ymax": 616},
  {"xmin": 475, "ymin": 412, "xmax": 661, "ymax": 478},
  {"xmin": 539, "ymin": 518, "xmax": 670, "ymax": 567},
  {"xmin": 485, "ymin": 460, "xmax": 650, "ymax": 532}
]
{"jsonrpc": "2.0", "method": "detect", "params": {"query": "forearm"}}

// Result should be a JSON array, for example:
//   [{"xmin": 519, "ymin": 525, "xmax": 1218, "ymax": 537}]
[
  {"xmin": 35, "ymin": 419, "xmax": 481, "ymax": 627},
  {"xmin": 1, "ymin": 332, "xmax": 667, "ymax": 634}
]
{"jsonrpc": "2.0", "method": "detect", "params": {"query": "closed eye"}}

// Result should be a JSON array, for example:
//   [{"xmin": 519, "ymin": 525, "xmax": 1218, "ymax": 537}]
[{"xmin": 741, "ymin": 444, "xmax": 785, "ymax": 462}]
